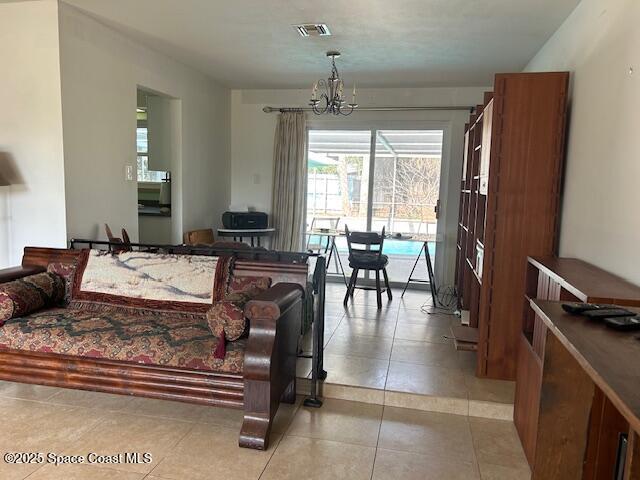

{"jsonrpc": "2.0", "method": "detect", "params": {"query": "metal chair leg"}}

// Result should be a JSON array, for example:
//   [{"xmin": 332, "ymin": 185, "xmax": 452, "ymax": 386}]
[
  {"xmin": 383, "ymin": 268, "xmax": 392, "ymax": 300},
  {"xmin": 375, "ymin": 270, "xmax": 382, "ymax": 309}
]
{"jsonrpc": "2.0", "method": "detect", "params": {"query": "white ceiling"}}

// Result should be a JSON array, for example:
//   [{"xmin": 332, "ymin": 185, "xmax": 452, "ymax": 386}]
[{"xmin": 63, "ymin": 0, "xmax": 580, "ymax": 89}]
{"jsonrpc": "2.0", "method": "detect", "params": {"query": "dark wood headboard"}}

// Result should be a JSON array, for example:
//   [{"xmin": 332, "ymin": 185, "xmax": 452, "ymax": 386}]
[
  {"xmin": 21, "ymin": 247, "xmax": 309, "ymax": 289},
  {"xmin": 23, "ymin": 247, "xmax": 81, "ymax": 268}
]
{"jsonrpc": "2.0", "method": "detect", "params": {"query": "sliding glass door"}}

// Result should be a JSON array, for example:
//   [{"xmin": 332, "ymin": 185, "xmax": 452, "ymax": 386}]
[
  {"xmin": 372, "ymin": 130, "xmax": 442, "ymax": 283},
  {"xmin": 306, "ymin": 130, "xmax": 370, "ymax": 278},
  {"xmin": 306, "ymin": 129, "xmax": 444, "ymax": 285}
]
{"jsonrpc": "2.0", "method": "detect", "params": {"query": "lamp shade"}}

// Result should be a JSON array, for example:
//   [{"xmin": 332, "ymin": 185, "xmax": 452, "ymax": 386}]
[{"xmin": 0, "ymin": 153, "xmax": 23, "ymax": 186}]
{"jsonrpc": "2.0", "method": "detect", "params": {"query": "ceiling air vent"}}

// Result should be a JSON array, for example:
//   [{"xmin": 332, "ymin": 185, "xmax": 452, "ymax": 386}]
[{"xmin": 294, "ymin": 23, "xmax": 332, "ymax": 37}]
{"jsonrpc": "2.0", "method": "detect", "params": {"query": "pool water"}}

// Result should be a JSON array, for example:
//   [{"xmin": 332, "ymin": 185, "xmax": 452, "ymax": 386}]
[
  {"xmin": 383, "ymin": 239, "xmax": 433, "ymax": 256},
  {"xmin": 307, "ymin": 236, "xmax": 435, "ymax": 256}
]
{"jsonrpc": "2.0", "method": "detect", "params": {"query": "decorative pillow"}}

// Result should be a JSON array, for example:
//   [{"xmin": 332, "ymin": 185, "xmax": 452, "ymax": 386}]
[
  {"xmin": 226, "ymin": 275, "xmax": 272, "ymax": 303},
  {"xmin": 47, "ymin": 262, "xmax": 76, "ymax": 306},
  {"xmin": 207, "ymin": 301, "xmax": 246, "ymax": 341},
  {"xmin": 207, "ymin": 275, "xmax": 272, "ymax": 359},
  {"xmin": 0, "ymin": 272, "xmax": 65, "ymax": 325}
]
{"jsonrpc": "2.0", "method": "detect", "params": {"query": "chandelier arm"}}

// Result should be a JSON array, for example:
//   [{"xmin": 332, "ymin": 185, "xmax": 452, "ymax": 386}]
[
  {"xmin": 319, "ymin": 94, "xmax": 330, "ymax": 114},
  {"xmin": 342, "ymin": 105, "xmax": 355, "ymax": 116},
  {"xmin": 309, "ymin": 51, "xmax": 357, "ymax": 116}
]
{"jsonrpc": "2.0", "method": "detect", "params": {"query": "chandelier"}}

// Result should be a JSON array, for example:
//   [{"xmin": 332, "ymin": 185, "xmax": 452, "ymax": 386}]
[{"xmin": 310, "ymin": 51, "xmax": 358, "ymax": 116}]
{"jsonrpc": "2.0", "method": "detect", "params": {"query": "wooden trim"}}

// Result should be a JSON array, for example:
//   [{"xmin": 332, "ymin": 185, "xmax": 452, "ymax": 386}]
[
  {"xmin": 582, "ymin": 388, "xmax": 630, "ymax": 479},
  {"xmin": 21, "ymin": 246, "xmax": 309, "ymax": 279},
  {"xmin": 234, "ymin": 260, "xmax": 308, "ymax": 274},
  {"xmin": 514, "ymin": 334, "xmax": 542, "ymax": 465},
  {"xmin": 240, "ymin": 285, "xmax": 301, "ymax": 449},
  {"xmin": 528, "ymin": 256, "xmax": 640, "ymax": 307},
  {"xmin": 0, "ymin": 265, "xmax": 46, "ymax": 283},
  {"xmin": 517, "ymin": 257, "xmax": 640, "ymax": 471},
  {"xmin": 531, "ymin": 300, "xmax": 640, "ymax": 434},
  {"xmin": 22, "ymin": 247, "xmax": 80, "ymax": 267},
  {"xmin": 624, "ymin": 430, "xmax": 640, "ymax": 480},
  {"xmin": 532, "ymin": 331, "xmax": 594, "ymax": 480},
  {"xmin": 0, "ymin": 349, "xmax": 244, "ymax": 407}
]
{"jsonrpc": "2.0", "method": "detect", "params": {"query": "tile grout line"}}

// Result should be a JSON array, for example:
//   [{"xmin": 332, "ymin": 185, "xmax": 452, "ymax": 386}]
[
  {"xmin": 369, "ymin": 403, "xmax": 386, "ymax": 480},
  {"xmin": 283, "ymin": 432, "xmax": 379, "ymax": 451},
  {"xmin": 22, "ymin": 464, "xmax": 44, "ymax": 479},
  {"xmin": 304, "ymin": 285, "xmax": 511, "ymax": 420},
  {"xmin": 322, "ymin": 313, "xmax": 344, "ymax": 350},
  {"xmin": 255, "ymin": 396, "xmax": 304, "ymax": 480},
  {"xmin": 402, "ymin": 299, "xmax": 470, "ymax": 416},
  {"xmin": 462, "ymin": 362, "xmax": 472, "ymax": 416},
  {"xmin": 256, "ymin": 425, "xmax": 290, "ymax": 480},
  {"xmin": 143, "ymin": 416, "xmax": 199, "ymax": 479},
  {"xmin": 467, "ymin": 417, "xmax": 484, "ymax": 478},
  {"xmin": 382, "ymin": 301, "xmax": 404, "ymax": 396},
  {"xmin": 21, "ymin": 405, "xmax": 116, "ymax": 480}
]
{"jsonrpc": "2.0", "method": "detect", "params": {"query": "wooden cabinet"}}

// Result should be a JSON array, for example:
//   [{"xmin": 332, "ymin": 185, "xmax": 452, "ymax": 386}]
[
  {"xmin": 515, "ymin": 256, "xmax": 640, "ymax": 472},
  {"xmin": 526, "ymin": 300, "xmax": 640, "ymax": 479},
  {"xmin": 454, "ymin": 72, "xmax": 570, "ymax": 380},
  {"xmin": 456, "ymin": 93, "xmax": 490, "ymax": 323}
]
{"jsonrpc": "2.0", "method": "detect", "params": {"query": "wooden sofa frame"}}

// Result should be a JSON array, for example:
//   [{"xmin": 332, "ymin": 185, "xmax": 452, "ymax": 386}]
[{"xmin": 0, "ymin": 247, "xmax": 307, "ymax": 450}]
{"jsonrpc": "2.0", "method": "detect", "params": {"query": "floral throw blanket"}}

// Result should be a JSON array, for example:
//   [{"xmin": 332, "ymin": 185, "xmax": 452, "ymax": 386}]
[{"xmin": 71, "ymin": 250, "xmax": 231, "ymax": 313}]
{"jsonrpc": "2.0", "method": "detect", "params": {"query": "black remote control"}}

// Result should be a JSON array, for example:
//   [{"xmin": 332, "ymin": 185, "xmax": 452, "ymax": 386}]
[
  {"xmin": 604, "ymin": 316, "xmax": 640, "ymax": 331},
  {"xmin": 561, "ymin": 303, "xmax": 610, "ymax": 314},
  {"xmin": 583, "ymin": 308, "xmax": 636, "ymax": 319}
]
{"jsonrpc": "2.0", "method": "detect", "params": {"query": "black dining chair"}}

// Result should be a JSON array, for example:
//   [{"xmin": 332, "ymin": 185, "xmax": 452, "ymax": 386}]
[{"xmin": 343, "ymin": 225, "xmax": 392, "ymax": 309}]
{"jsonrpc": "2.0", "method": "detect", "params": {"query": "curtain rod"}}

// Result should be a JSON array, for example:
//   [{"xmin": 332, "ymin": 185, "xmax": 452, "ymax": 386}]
[{"xmin": 262, "ymin": 106, "xmax": 475, "ymax": 113}]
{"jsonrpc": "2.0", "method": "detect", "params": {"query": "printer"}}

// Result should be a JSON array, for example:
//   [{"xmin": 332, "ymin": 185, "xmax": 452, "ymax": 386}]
[{"xmin": 222, "ymin": 211, "xmax": 268, "ymax": 230}]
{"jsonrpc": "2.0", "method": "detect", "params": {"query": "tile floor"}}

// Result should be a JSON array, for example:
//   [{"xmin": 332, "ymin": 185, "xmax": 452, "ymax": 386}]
[
  {"xmin": 300, "ymin": 282, "xmax": 516, "ymax": 418},
  {"xmin": 0, "ymin": 283, "xmax": 529, "ymax": 479},
  {"xmin": 0, "ymin": 381, "xmax": 530, "ymax": 480}
]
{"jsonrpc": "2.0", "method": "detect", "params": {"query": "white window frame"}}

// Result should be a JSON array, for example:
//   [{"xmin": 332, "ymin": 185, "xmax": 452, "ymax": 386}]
[{"xmin": 305, "ymin": 119, "xmax": 452, "ymax": 288}]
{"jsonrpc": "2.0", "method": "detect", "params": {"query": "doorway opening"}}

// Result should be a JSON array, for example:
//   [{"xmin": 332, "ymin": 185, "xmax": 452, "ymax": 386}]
[
  {"xmin": 305, "ymin": 129, "xmax": 444, "ymax": 288},
  {"xmin": 136, "ymin": 88, "xmax": 180, "ymax": 244}
]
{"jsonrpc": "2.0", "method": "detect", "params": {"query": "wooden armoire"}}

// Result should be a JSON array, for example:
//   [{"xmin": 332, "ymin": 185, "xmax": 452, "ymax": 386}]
[{"xmin": 454, "ymin": 72, "xmax": 570, "ymax": 380}]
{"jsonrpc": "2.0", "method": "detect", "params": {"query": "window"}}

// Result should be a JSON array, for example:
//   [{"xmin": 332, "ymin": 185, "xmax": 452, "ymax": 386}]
[
  {"xmin": 306, "ymin": 129, "xmax": 443, "ymax": 284},
  {"xmin": 136, "ymin": 109, "xmax": 166, "ymax": 183}
]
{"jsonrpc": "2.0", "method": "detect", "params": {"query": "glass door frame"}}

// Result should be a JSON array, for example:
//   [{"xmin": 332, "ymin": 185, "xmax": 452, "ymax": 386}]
[
  {"xmin": 305, "ymin": 119, "xmax": 453, "ymax": 290},
  {"xmin": 365, "ymin": 129, "xmax": 377, "ymax": 234}
]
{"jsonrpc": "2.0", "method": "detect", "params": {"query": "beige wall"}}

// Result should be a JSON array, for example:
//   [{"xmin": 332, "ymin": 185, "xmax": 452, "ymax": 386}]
[
  {"xmin": 0, "ymin": 0, "xmax": 67, "ymax": 268},
  {"xmin": 138, "ymin": 215, "xmax": 172, "ymax": 244},
  {"xmin": 525, "ymin": 0, "xmax": 640, "ymax": 284},
  {"xmin": 59, "ymin": 4, "xmax": 231, "ymax": 244},
  {"xmin": 230, "ymin": 87, "xmax": 488, "ymax": 286}
]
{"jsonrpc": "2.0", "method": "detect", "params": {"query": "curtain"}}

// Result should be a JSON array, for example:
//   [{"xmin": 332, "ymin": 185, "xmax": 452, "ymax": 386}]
[{"xmin": 270, "ymin": 111, "xmax": 307, "ymax": 251}]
